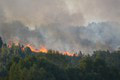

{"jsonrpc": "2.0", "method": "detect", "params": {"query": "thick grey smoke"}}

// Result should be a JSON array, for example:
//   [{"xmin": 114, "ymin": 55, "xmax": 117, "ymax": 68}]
[
  {"xmin": 0, "ymin": 0, "xmax": 84, "ymax": 26},
  {"xmin": 0, "ymin": 0, "xmax": 120, "ymax": 53},
  {"xmin": 0, "ymin": 0, "xmax": 120, "ymax": 25},
  {"xmin": 66, "ymin": 0, "xmax": 120, "ymax": 24},
  {"xmin": 0, "ymin": 21, "xmax": 120, "ymax": 53}
]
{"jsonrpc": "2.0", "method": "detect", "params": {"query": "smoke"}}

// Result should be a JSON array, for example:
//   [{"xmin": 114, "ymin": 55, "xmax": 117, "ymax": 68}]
[
  {"xmin": 65, "ymin": 0, "xmax": 120, "ymax": 24},
  {"xmin": 0, "ymin": 0, "xmax": 120, "ymax": 53},
  {"xmin": 0, "ymin": 21, "xmax": 45, "ymax": 46},
  {"xmin": 1, "ymin": 0, "xmax": 120, "ymax": 26},
  {"xmin": 0, "ymin": 21, "xmax": 120, "ymax": 53},
  {"xmin": 0, "ymin": 0, "xmax": 84, "ymax": 26}
]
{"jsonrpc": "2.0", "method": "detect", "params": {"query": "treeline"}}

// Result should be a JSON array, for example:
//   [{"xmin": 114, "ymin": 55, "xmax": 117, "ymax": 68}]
[{"xmin": 0, "ymin": 37, "xmax": 120, "ymax": 80}]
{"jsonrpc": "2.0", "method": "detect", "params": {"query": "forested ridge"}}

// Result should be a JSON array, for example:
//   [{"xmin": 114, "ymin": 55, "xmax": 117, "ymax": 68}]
[{"xmin": 0, "ymin": 37, "xmax": 120, "ymax": 80}]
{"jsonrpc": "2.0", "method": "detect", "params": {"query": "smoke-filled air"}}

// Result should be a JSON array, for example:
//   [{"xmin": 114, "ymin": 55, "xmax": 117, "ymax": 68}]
[
  {"xmin": 1, "ymin": 0, "xmax": 120, "ymax": 80},
  {"xmin": 0, "ymin": 0, "xmax": 120, "ymax": 53}
]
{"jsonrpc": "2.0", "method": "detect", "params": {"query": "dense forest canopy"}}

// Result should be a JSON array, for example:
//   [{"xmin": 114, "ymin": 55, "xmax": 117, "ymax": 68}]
[{"xmin": 0, "ymin": 37, "xmax": 120, "ymax": 80}]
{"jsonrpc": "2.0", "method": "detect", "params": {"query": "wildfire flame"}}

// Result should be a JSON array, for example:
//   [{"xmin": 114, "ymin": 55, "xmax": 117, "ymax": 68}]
[
  {"xmin": 8, "ymin": 40, "xmax": 20, "ymax": 48},
  {"xmin": 64, "ymin": 51, "xmax": 77, "ymax": 57},
  {"xmin": 26, "ymin": 44, "xmax": 48, "ymax": 53},
  {"xmin": 26, "ymin": 44, "xmax": 77, "ymax": 56},
  {"xmin": 7, "ymin": 41, "xmax": 78, "ymax": 56}
]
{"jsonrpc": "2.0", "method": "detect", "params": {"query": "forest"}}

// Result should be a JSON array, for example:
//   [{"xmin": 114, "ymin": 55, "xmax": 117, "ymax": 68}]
[{"xmin": 0, "ymin": 37, "xmax": 120, "ymax": 80}]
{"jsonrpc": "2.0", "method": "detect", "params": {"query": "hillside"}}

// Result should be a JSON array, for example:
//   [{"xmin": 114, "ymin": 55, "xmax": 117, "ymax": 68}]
[{"xmin": 0, "ymin": 37, "xmax": 120, "ymax": 80}]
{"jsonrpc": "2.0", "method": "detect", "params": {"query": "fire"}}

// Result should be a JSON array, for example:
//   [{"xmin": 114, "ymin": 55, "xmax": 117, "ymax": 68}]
[
  {"xmin": 25, "ymin": 44, "xmax": 77, "ymax": 56},
  {"xmin": 8, "ymin": 40, "xmax": 19, "ymax": 48},
  {"xmin": 39, "ymin": 46, "xmax": 48, "ymax": 53},
  {"xmin": 7, "ymin": 40, "xmax": 78, "ymax": 56},
  {"xmin": 64, "ymin": 51, "xmax": 76, "ymax": 56},
  {"xmin": 26, "ymin": 44, "xmax": 48, "ymax": 53}
]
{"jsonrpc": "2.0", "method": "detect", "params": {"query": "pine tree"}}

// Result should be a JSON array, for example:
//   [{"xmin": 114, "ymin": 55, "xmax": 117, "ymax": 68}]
[{"xmin": 0, "ymin": 37, "xmax": 3, "ymax": 48}]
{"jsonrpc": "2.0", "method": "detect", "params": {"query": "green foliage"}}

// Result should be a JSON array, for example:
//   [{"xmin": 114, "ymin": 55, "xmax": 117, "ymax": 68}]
[
  {"xmin": 0, "ymin": 37, "xmax": 3, "ymax": 48},
  {"xmin": 0, "ymin": 37, "xmax": 120, "ymax": 80}
]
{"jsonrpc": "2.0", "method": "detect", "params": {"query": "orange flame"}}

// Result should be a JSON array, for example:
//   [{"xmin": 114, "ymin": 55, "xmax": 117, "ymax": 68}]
[
  {"xmin": 25, "ymin": 44, "xmax": 77, "ymax": 56},
  {"xmin": 39, "ymin": 46, "xmax": 48, "ymax": 53},
  {"xmin": 64, "ymin": 51, "xmax": 76, "ymax": 56},
  {"xmin": 7, "ymin": 40, "xmax": 78, "ymax": 57},
  {"xmin": 26, "ymin": 44, "xmax": 48, "ymax": 53}
]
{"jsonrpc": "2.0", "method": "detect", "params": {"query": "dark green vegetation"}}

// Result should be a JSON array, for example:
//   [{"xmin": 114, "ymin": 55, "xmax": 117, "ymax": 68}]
[{"xmin": 0, "ymin": 37, "xmax": 120, "ymax": 80}]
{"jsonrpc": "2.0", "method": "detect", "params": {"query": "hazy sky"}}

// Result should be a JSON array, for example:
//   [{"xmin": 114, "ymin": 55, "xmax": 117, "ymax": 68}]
[
  {"xmin": 0, "ymin": 0, "xmax": 120, "ymax": 27},
  {"xmin": 0, "ymin": 0, "xmax": 120, "ymax": 53}
]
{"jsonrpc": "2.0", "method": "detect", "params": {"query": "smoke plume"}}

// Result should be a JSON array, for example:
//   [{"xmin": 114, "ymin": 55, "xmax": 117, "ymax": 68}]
[
  {"xmin": 0, "ymin": 21, "xmax": 120, "ymax": 53},
  {"xmin": 0, "ymin": 0, "xmax": 120, "ymax": 53}
]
